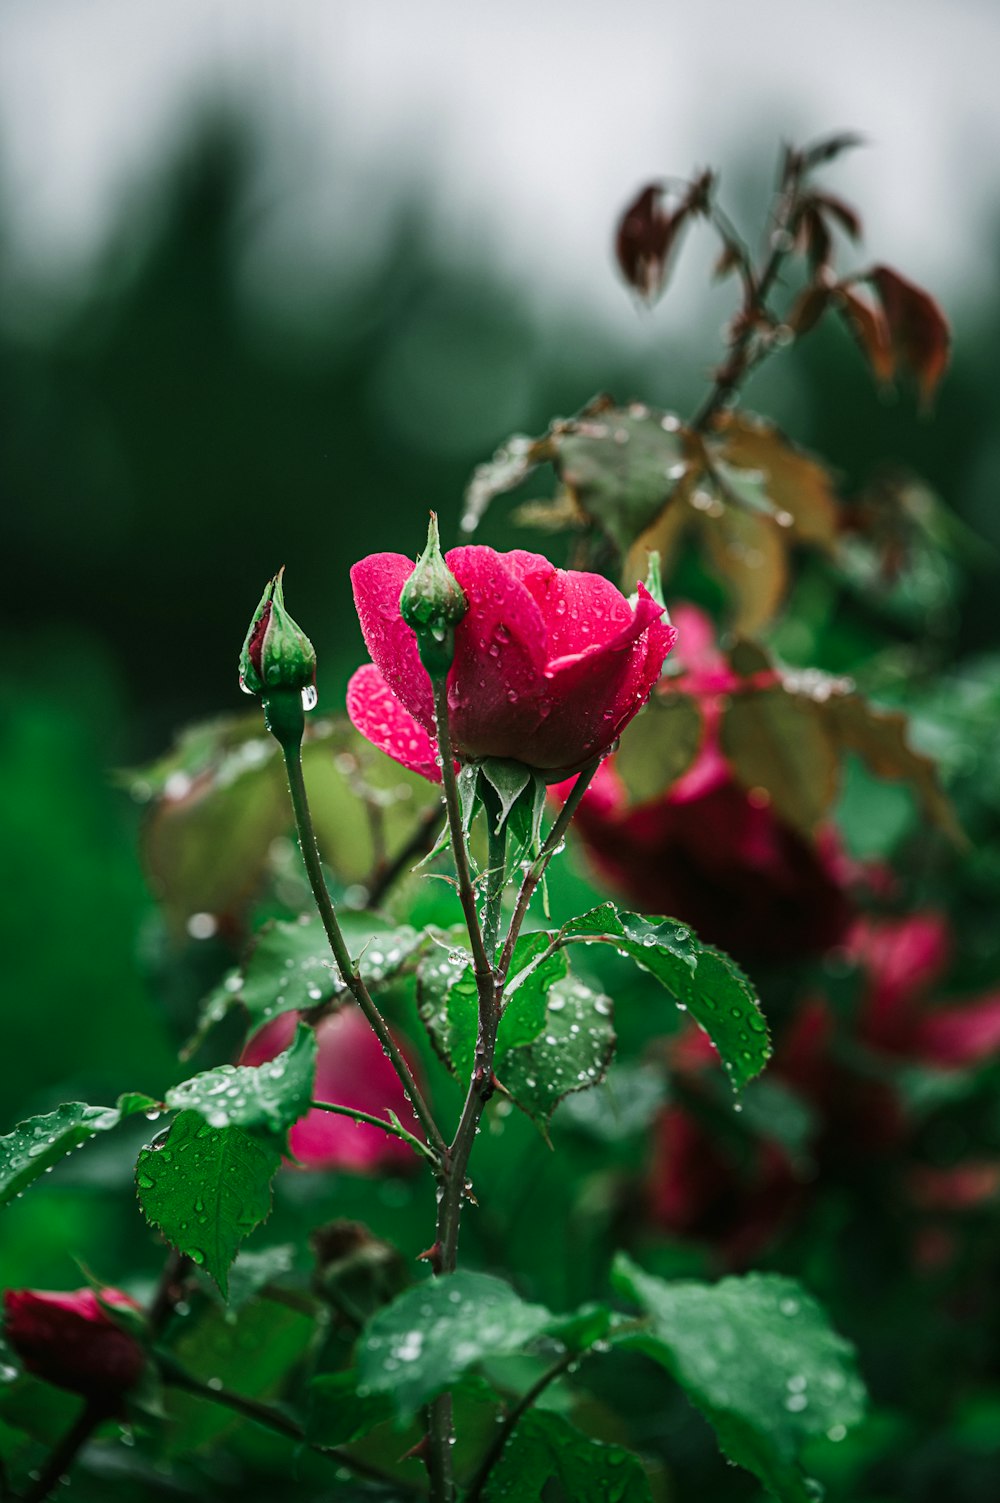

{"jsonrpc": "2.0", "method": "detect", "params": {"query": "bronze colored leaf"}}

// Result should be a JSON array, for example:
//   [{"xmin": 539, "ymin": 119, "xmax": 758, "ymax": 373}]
[
  {"xmin": 615, "ymin": 694, "xmax": 705, "ymax": 805},
  {"xmin": 697, "ymin": 504, "xmax": 788, "ymax": 637},
  {"xmin": 710, "ymin": 413, "xmax": 840, "ymax": 550},
  {"xmin": 720, "ymin": 688, "xmax": 840, "ymax": 837},
  {"xmin": 871, "ymin": 265, "xmax": 951, "ymax": 408},
  {"xmin": 821, "ymin": 691, "xmax": 964, "ymax": 844},
  {"xmin": 836, "ymin": 285, "xmax": 894, "ymax": 386}
]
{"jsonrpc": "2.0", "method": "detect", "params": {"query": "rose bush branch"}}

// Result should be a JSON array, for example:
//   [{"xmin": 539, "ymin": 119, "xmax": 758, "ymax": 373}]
[{"xmin": 239, "ymin": 570, "xmax": 447, "ymax": 1166}]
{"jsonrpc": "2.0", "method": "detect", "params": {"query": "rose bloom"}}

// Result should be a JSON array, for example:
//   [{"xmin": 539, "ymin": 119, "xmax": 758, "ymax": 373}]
[
  {"xmin": 646, "ymin": 910, "xmax": 1000, "ymax": 1263},
  {"xmin": 347, "ymin": 546, "xmax": 676, "ymax": 781},
  {"xmin": 556, "ymin": 604, "xmax": 853, "ymax": 966},
  {"xmin": 3, "ymin": 1287, "xmax": 145, "ymax": 1409},
  {"xmin": 242, "ymin": 1005, "xmax": 423, "ymax": 1173}
]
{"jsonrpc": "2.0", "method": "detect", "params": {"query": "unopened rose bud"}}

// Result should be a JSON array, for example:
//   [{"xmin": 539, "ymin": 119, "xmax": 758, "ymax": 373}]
[
  {"xmin": 239, "ymin": 567, "xmax": 317, "ymax": 699},
  {"xmin": 240, "ymin": 568, "xmax": 317, "ymax": 747},
  {"xmin": 399, "ymin": 514, "xmax": 468, "ymax": 680},
  {"xmin": 3, "ymin": 1287, "xmax": 146, "ymax": 1412}
]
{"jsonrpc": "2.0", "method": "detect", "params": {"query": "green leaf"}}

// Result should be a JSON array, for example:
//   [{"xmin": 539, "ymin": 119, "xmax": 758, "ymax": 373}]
[
  {"xmin": 557, "ymin": 1062, "xmax": 668, "ymax": 1142},
  {"xmin": 224, "ymin": 1244, "xmax": 297, "ymax": 1311},
  {"xmin": 166, "ymin": 1024, "xmax": 317, "ymax": 1140},
  {"xmin": 136, "ymin": 1110, "xmax": 281, "ymax": 1297},
  {"xmin": 557, "ymin": 407, "xmax": 690, "ymax": 555},
  {"xmin": 561, "ymin": 905, "xmax": 769, "ymax": 1089},
  {"xmin": 462, "ymin": 431, "xmax": 557, "ymax": 534},
  {"xmin": 487, "ymin": 1409, "xmax": 652, "ymax": 1502},
  {"xmin": 479, "ymin": 759, "xmax": 533, "ymax": 831},
  {"xmin": 356, "ymin": 1272, "xmax": 562, "ymax": 1419},
  {"xmin": 0, "ymin": 1095, "xmax": 159, "ymax": 1208},
  {"xmin": 161, "ymin": 1298, "xmax": 315, "ymax": 1454},
  {"xmin": 419, "ymin": 935, "xmax": 616, "ymax": 1127},
  {"xmin": 191, "ymin": 913, "xmax": 424, "ymax": 1049},
  {"xmin": 306, "ymin": 1370, "xmax": 396, "ymax": 1446},
  {"xmin": 613, "ymin": 1255, "xmax": 866, "ymax": 1503},
  {"xmin": 499, "ymin": 972, "xmax": 616, "ymax": 1131}
]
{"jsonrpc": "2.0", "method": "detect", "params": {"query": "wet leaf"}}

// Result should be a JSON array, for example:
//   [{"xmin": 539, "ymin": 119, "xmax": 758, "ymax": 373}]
[
  {"xmin": 613, "ymin": 1256, "xmax": 866, "ymax": 1503},
  {"xmin": 720, "ymin": 688, "xmax": 840, "ymax": 837},
  {"xmin": 488, "ymin": 1409, "xmax": 652, "ymax": 1502},
  {"xmin": 136, "ymin": 1111, "xmax": 281, "ymax": 1298},
  {"xmin": 557, "ymin": 408, "xmax": 691, "ymax": 555},
  {"xmin": 191, "ymin": 913, "xmax": 423, "ymax": 1050},
  {"xmin": 561, "ymin": 905, "xmax": 769, "ymax": 1089},
  {"xmin": 0, "ymin": 1096, "xmax": 159, "ymax": 1207},
  {"xmin": 166, "ymin": 1024, "xmax": 317, "ymax": 1141},
  {"xmin": 355, "ymin": 1272, "xmax": 605, "ymax": 1419},
  {"xmin": 710, "ymin": 413, "xmax": 840, "ymax": 549},
  {"xmin": 224, "ymin": 1244, "xmax": 297, "ymax": 1311}
]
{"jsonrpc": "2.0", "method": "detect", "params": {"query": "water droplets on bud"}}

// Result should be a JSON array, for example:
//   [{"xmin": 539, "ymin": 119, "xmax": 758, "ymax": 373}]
[{"xmin": 301, "ymin": 684, "xmax": 318, "ymax": 712}]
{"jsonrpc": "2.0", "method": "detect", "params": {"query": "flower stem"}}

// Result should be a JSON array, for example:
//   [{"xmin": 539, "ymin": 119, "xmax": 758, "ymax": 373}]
[
  {"xmin": 431, "ymin": 682, "xmax": 493, "ymax": 990},
  {"xmin": 21, "ymin": 1401, "xmax": 106, "ymax": 1503},
  {"xmin": 481, "ymin": 784, "xmax": 508, "ymax": 963},
  {"xmin": 280, "ymin": 740, "xmax": 447, "ymax": 1162},
  {"xmin": 309, "ymin": 1098, "xmax": 437, "ymax": 1164},
  {"xmin": 497, "ymin": 757, "xmax": 601, "ymax": 985},
  {"xmin": 158, "ymin": 1359, "xmax": 427, "ymax": 1495},
  {"xmin": 692, "ymin": 146, "xmax": 807, "ymax": 431},
  {"xmin": 463, "ymin": 1349, "xmax": 579, "ymax": 1503}
]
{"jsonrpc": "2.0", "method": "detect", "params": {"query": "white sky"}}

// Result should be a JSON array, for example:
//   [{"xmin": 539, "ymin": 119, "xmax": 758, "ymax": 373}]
[{"xmin": 0, "ymin": 0, "xmax": 996, "ymax": 334}]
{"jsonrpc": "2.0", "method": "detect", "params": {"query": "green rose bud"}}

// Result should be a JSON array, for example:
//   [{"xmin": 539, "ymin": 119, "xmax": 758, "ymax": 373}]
[
  {"xmin": 399, "ymin": 514, "xmax": 468, "ymax": 680},
  {"xmin": 239, "ymin": 568, "xmax": 317, "ymax": 699},
  {"xmin": 240, "ymin": 569, "xmax": 317, "ymax": 749}
]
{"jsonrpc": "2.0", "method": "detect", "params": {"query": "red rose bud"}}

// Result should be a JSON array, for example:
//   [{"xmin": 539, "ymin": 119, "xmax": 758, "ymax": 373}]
[
  {"xmin": 3, "ymin": 1287, "xmax": 146, "ymax": 1410},
  {"xmin": 398, "ymin": 514, "xmax": 468, "ymax": 680},
  {"xmin": 347, "ymin": 546, "xmax": 676, "ymax": 782},
  {"xmin": 239, "ymin": 567, "xmax": 317, "ymax": 702}
]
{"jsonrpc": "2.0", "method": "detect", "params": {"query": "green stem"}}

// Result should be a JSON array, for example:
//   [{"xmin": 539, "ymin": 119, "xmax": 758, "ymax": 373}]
[
  {"xmin": 482, "ymin": 785, "xmax": 508, "ymax": 963},
  {"xmin": 464, "ymin": 1350, "xmax": 579, "ymax": 1503},
  {"xmin": 431, "ymin": 681, "xmax": 493, "ymax": 990},
  {"xmin": 310, "ymin": 1099, "xmax": 437, "ymax": 1164},
  {"xmin": 279, "ymin": 738, "xmax": 447, "ymax": 1163},
  {"xmin": 158, "ymin": 1359, "xmax": 426, "ymax": 1495},
  {"xmin": 497, "ymin": 757, "xmax": 601, "ymax": 986}
]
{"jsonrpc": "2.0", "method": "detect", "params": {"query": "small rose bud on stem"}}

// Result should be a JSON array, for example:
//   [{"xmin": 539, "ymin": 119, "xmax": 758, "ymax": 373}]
[
  {"xmin": 399, "ymin": 513, "xmax": 468, "ymax": 680},
  {"xmin": 239, "ymin": 567, "xmax": 317, "ymax": 749}
]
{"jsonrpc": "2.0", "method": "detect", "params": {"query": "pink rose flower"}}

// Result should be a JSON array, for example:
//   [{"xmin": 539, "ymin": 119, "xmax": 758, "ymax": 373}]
[
  {"xmin": 3, "ymin": 1287, "xmax": 145, "ymax": 1409},
  {"xmin": 555, "ymin": 604, "xmax": 853, "ymax": 965},
  {"xmin": 347, "ymin": 546, "xmax": 676, "ymax": 781},
  {"xmin": 241, "ymin": 1006, "xmax": 424, "ymax": 1173}
]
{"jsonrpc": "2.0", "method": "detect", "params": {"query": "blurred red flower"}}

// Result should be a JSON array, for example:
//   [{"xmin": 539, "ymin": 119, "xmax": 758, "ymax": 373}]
[{"xmin": 3, "ymin": 1287, "xmax": 145, "ymax": 1410}]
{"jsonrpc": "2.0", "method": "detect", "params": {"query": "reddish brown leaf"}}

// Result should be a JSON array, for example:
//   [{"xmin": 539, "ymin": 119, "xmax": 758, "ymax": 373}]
[
  {"xmin": 710, "ymin": 412, "xmax": 840, "ymax": 550},
  {"xmin": 788, "ymin": 283, "xmax": 833, "ymax": 336},
  {"xmin": 871, "ymin": 265, "xmax": 951, "ymax": 407},
  {"xmin": 615, "ymin": 184, "xmax": 679, "ymax": 302},
  {"xmin": 837, "ymin": 284, "xmax": 895, "ymax": 386},
  {"xmin": 814, "ymin": 192, "xmax": 863, "ymax": 240}
]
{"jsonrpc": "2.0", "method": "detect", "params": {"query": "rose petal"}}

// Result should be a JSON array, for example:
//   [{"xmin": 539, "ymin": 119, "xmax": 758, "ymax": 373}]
[
  {"xmin": 444, "ymin": 545, "xmax": 549, "ymax": 761},
  {"xmin": 512, "ymin": 555, "xmax": 636, "ymax": 657},
  {"xmin": 911, "ymin": 992, "xmax": 1000, "ymax": 1069},
  {"xmin": 243, "ymin": 1009, "xmax": 423, "ymax": 1173},
  {"xmin": 526, "ymin": 586, "xmax": 676, "ymax": 771},
  {"xmin": 350, "ymin": 553, "xmax": 435, "ymax": 730},
  {"xmin": 346, "ymin": 665, "xmax": 441, "ymax": 783},
  {"xmin": 850, "ymin": 914, "xmax": 952, "ymax": 1047}
]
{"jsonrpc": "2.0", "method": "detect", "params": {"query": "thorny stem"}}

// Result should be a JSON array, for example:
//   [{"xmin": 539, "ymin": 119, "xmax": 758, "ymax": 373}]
[
  {"xmin": 280, "ymin": 740, "xmax": 447, "ymax": 1163},
  {"xmin": 463, "ymin": 1349, "xmax": 580, "ymax": 1503},
  {"xmin": 496, "ymin": 757, "xmax": 601, "ymax": 986},
  {"xmin": 310, "ymin": 1098, "xmax": 437, "ymax": 1164},
  {"xmin": 158, "ymin": 1359, "xmax": 427, "ymax": 1495},
  {"xmin": 692, "ymin": 147, "xmax": 808, "ymax": 431}
]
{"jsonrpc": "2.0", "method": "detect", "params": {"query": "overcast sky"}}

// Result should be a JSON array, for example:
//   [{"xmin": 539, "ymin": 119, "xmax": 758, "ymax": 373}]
[{"xmin": 0, "ymin": 0, "xmax": 995, "ymax": 334}]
